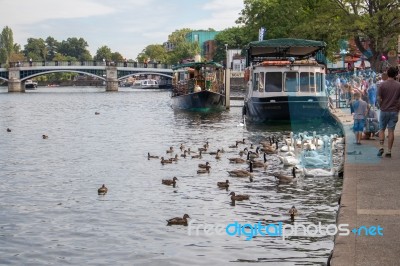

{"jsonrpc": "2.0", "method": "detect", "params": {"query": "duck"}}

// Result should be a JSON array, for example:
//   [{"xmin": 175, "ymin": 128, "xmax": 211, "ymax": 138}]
[
  {"xmin": 261, "ymin": 141, "xmax": 278, "ymax": 154},
  {"xmin": 98, "ymin": 184, "xmax": 108, "ymax": 195},
  {"xmin": 180, "ymin": 150, "xmax": 187, "ymax": 158},
  {"xmin": 228, "ymin": 157, "xmax": 247, "ymax": 163},
  {"xmin": 170, "ymin": 154, "xmax": 179, "ymax": 162},
  {"xmin": 251, "ymin": 153, "xmax": 268, "ymax": 169},
  {"xmin": 166, "ymin": 146, "xmax": 174, "ymax": 154},
  {"xmin": 162, "ymin": 176, "xmax": 178, "ymax": 187},
  {"xmin": 198, "ymin": 144, "xmax": 208, "ymax": 152},
  {"xmin": 179, "ymin": 143, "xmax": 185, "ymax": 151},
  {"xmin": 166, "ymin": 214, "xmax": 190, "ymax": 226},
  {"xmin": 237, "ymin": 138, "xmax": 246, "ymax": 144},
  {"xmin": 288, "ymin": 206, "xmax": 298, "ymax": 221},
  {"xmin": 148, "ymin": 152, "xmax": 159, "ymax": 159},
  {"xmin": 160, "ymin": 157, "xmax": 173, "ymax": 164},
  {"xmin": 198, "ymin": 162, "xmax": 210, "ymax": 169},
  {"xmin": 273, "ymin": 167, "xmax": 297, "ymax": 183},
  {"xmin": 239, "ymin": 148, "xmax": 248, "ymax": 157},
  {"xmin": 229, "ymin": 192, "xmax": 250, "ymax": 205},
  {"xmin": 42, "ymin": 134, "xmax": 48, "ymax": 139},
  {"xmin": 95, "ymin": 112, "xmax": 100, "ymax": 115},
  {"xmin": 197, "ymin": 168, "xmax": 210, "ymax": 174},
  {"xmin": 191, "ymin": 150, "xmax": 202, "ymax": 159},
  {"xmin": 247, "ymin": 148, "xmax": 260, "ymax": 159},
  {"xmin": 217, "ymin": 180, "xmax": 229, "ymax": 188},
  {"xmin": 208, "ymin": 149, "xmax": 220, "ymax": 155},
  {"xmin": 229, "ymin": 141, "xmax": 239, "ymax": 148},
  {"xmin": 228, "ymin": 169, "xmax": 253, "ymax": 177},
  {"xmin": 215, "ymin": 150, "xmax": 222, "ymax": 160},
  {"xmin": 6, "ymin": 128, "xmax": 11, "ymax": 132}
]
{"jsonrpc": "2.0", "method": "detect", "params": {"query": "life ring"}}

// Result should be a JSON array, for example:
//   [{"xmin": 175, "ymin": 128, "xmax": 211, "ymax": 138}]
[{"xmin": 244, "ymin": 69, "xmax": 250, "ymax": 81}]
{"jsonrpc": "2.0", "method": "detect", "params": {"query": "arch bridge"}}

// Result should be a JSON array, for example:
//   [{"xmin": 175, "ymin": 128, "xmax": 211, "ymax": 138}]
[{"xmin": 0, "ymin": 60, "xmax": 174, "ymax": 92}]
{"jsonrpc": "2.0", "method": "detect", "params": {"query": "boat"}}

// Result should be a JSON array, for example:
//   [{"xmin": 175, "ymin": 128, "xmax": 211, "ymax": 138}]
[
  {"xmin": 132, "ymin": 79, "xmax": 159, "ymax": 89},
  {"xmin": 242, "ymin": 38, "xmax": 330, "ymax": 122},
  {"xmin": 25, "ymin": 79, "xmax": 38, "ymax": 90},
  {"xmin": 171, "ymin": 61, "xmax": 225, "ymax": 111}
]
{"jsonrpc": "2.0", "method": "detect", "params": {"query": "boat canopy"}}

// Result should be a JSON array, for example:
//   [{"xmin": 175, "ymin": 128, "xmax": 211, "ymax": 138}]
[
  {"xmin": 246, "ymin": 38, "xmax": 326, "ymax": 64},
  {"xmin": 172, "ymin": 61, "xmax": 223, "ymax": 70}
]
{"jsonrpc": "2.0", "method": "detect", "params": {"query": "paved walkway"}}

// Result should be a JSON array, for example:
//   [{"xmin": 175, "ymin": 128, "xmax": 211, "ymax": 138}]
[{"xmin": 330, "ymin": 107, "xmax": 400, "ymax": 266}]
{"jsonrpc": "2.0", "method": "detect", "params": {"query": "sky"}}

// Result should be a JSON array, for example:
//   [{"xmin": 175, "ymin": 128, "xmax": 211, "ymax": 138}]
[{"xmin": 0, "ymin": 0, "xmax": 244, "ymax": 60}]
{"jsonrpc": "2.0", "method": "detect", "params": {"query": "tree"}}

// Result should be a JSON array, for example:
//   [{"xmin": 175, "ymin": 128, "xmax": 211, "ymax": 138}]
[
  {"xmin": 213, "ymin": 27, "xmax": 251, "ymax": 63},
  {"xmin": 24, "ymin": 38, "xmax": 47, "ymax": 61},
  {"xmin": 0, "ymin": 26, "xmax": 14, "ymax": 63},
  {"xmin": 94, "ymin": 45, "xmax": 112, "ymax": 61},
  {"xmin": 58, "ymin": 37, "xmax": 92, "ymax": 61},
  {"xmin": 45, "ymin": 36, "xmax": 59, "ymax": 61},
  {"xmin": 111, "ymin": 52, "xmax": 124, "ymax": 62},
  {"xmin": 136, "ymin": 44, "xmax": 167, "ymax": 63}
]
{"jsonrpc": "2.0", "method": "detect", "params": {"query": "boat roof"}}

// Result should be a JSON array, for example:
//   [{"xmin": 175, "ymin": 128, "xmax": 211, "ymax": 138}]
[
  {"xmin": 246, "ymin": 38, "xmax": 326, "ymax": 60},
  {"xmin": 172, "ymin": 61, "xmax": 223, "ymax": 70}
]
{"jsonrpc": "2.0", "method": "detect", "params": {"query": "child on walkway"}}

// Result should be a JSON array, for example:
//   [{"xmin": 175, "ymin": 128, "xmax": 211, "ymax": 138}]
[
  {"xmin": 362, "ymin": 104, "xmax": 379, "ymax": 140},
  {"xmin": 351, "ymin": 91, "xmax": 368, "ymax": 144}
]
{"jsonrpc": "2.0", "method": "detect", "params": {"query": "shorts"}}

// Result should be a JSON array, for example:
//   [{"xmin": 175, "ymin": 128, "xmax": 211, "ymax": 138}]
[
  {"xmin": 379, "ymin": 111, "xmax": 399, "ymax": 130},
  {"xmin": 353, "ymin": 119, "xmax": 365, "ymax": 132}
]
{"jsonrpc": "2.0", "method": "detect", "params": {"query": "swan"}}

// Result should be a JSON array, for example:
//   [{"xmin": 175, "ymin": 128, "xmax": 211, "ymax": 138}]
[
  {"xmin": 303, "ymin": 167, "xmax": 337, "ymax": 177},
  {"xmin": 277, "ymin": 155, "xmax": 299, "ymax": 166}
]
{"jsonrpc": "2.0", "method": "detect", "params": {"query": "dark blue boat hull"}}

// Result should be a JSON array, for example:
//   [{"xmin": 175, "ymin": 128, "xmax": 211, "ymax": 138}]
[
  {"xmin": 171, "ymin": 90, "xmax": 225, "ymax": 111},
  {"xmin": 244, "ymin": 96, "xmax": 330, "ymax": 122}
]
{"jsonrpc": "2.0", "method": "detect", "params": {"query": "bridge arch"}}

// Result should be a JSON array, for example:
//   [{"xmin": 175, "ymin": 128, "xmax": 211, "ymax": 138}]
[
  {"xmin": 118, "ymin": 72, "xmax": 173, "ymax": 81},
  {"xmin": 21, "ymin": 70, "xmax": 106, "ymax": 82}
]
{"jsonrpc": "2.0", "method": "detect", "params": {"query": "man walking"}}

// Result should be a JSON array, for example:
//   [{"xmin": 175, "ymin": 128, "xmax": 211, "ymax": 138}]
[{"xmin": 377, "ymin": 67, "xmax": 400, "ymax": 157}]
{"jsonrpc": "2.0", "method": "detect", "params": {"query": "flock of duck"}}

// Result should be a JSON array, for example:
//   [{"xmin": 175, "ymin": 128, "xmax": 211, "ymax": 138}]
[
  {"xmin": 146, "ymin": 132, "xmax": 345, "ymax": 226},
  {"xmin": 7, "ymin": 127, "xmax": 49, "ymax": 139}
]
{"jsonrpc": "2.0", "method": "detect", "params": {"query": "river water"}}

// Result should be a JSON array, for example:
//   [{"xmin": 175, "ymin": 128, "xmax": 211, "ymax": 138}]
[{"xmin": 0, "ymin": 86, "xmax": 343, "ymax": 265}]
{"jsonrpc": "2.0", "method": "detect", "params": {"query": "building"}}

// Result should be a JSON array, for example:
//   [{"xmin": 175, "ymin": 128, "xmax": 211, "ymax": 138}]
[
  {"xmin": 203, "ymin": 40, "xmax": 217, "ymax": 61},
  {"xmin": 185, "ymin": 31, "xmax": 220, "ymax": 58}
]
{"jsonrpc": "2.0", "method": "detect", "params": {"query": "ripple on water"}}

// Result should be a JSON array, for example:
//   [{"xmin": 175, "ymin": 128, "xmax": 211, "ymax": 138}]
[{"xmin": 0, "ymin": 87, "xmax": 343, "ymax": 264}]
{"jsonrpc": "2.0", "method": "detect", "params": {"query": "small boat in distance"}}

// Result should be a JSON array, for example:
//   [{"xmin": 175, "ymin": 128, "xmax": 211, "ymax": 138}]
[
  {"xmin": 242, "ymin": 38, "xmax": 330, "ymax": 123},
  {"xmin": 171, "ymin": 61, "xmax": 225, "ymax": 112},
  {"xmin": 132, "ymin": 79, "xmax": 159, "ymax": 89},
  {"xmin": 25, "ymin": 79, "xmax": 38, "ymax": 90}
]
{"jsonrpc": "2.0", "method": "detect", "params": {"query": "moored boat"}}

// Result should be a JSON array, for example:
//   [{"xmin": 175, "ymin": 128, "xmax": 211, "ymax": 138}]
[
  {"xmin": 132, "ymin": 79, "xmax": 159, "ymax": 89},
  {"xmin": 171, "ymin": 61, "xmax": 225, "ymax": 111},
  {"xmin": 243, "ymin": 38, "xmax": 330, "ymax": 123},
  {"xmin": 25, "ymin": 79, "xmax": 38, "ymax": 90}
]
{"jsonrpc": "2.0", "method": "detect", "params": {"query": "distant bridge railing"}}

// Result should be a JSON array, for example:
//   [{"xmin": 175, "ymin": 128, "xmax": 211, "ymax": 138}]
[{"xmin": 2, "ymin": 60, "xmax": 173, "ymax": 69}]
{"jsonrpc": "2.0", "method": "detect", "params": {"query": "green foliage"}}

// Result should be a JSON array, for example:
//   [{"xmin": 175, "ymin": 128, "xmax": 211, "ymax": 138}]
[
  {"xmin": 24, "ymin": 38, "xmax": 47, "ymax": 61},
  {"xmin": 0, "ymin": 26, "xmax": 15, "ymax": 63},
  {"xmin": 94, "ymin": 45, "xmax": 112, "ymax": 61},
  {"xmin": 45, "ymin": 36, "xmax": 59, "ymax": 61},
  {"xmin": 58, "ymin": 37, "xmax": 92, "ymax": 61},
  {"xmin": 213, "ymin": 27, "xmax": 252, "ymax": 63},
  {"xmin": 111, "ymin": 52, "xmax": 124, "ymax": 62},
  {"xmin": 136, "ymin": 44, "xmax": 167, "ymax": 63}
]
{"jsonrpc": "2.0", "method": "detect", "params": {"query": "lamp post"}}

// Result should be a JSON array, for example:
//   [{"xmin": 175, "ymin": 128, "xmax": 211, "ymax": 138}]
[{"xmin": 225, "ymin": 44, "xmax": 230, "ymax": 109}]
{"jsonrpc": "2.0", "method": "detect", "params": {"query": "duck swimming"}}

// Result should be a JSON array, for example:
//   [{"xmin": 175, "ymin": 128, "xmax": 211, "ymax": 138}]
[
  {"xmin": 197, "ymin": 168, "xmax": 210, "ymax": 174},
  {"xmin": 148, "ymin": 152, "xmax": 159, "ymax": 159},
  {"xmin": 166, "ymin": 214, "xmax": 190, "ymax": 226},
  {"xmin": 239, "ymin": 148, "xmax": 248, "ymax": 157},
  {"xmin": 161, "ymin": 157, "xmax": 173, "ymax": 164},
  {"xmin": 228, "ymin": 157, "xmax": 246, "ymax": 164},
  {"xmin": 229, "ymin": 192, "xmax": 249, "ymax": 205},
  {"xmin": 289, "ymin": 206, "xmax": 298, "ymax": 221},
  {"xmin": 229, "ymin": 141, "xmax": 239, "ymax": 148},
  {"xmin": 42, "ymin": 134, "xmax": 48, "ymax": 139},
  {"xmin": 98, "ymin": 184, "xmax": 108, "ymax": 195},
  {"xmin": 251, "ymin": 153, "xmax": 268, "ymax": 169},
  {"xmin": 273, "ymin": 167, "xmax": 297, "ymax": 183},
  {"xmin": 237, "ymin": 138, "xmax": 246, "ymax": 144},
  {"xmin": 217, "ymin": 180, "xmax": 230, "ymax": 188},
  {"xmin": 6, "ymin": 128, "xmax": 11, "ymax": 132},
  {"xmin": 191, "ymin": 150, "xmax": 202, "ymax": 159},
  {"xmin": 198, "ymin": 162, "xmax": 210, "ymax": 169},
  {"xmin": 162, "ymin": 177, "xmax": 178, "ymax": 187},
  {"xmin": 166, "ymin": 146, "xmax": 174, "ymax": 154},
  {"xmin": 95, "ymin": 112, "xmax": 100, "ymax": 115}
]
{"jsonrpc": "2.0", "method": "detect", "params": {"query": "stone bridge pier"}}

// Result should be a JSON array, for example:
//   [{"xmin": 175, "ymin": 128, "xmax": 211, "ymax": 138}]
[
  {"xmin": 105, "ymin": 66, "xmax": 118, "ymax": 92},
  {"xmin": 8, "ymin": 69, "xmax": 24, "ymax": 92}
]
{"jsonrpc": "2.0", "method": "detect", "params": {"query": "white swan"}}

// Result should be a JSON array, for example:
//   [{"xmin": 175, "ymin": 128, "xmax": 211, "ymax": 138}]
[
  {"xmin": 303, "ymin": 167, "xmax": 337, "ymax": 177},
  {"xmin": 278, "ymin": 155, "xmax": 299, "ymax": 166}
]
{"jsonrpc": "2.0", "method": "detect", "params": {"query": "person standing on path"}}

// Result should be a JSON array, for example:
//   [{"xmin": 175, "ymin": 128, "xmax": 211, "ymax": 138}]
[
  {"xmin": 377, "ymin": 67, "xmax": 400, "ymax": 157},
  {"xmin": 351, "ymin": 91, "xmax": 368, "ymax": 145}
]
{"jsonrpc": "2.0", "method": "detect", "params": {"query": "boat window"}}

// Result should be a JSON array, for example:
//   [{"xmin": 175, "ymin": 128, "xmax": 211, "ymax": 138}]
[
  {"xmin": 258, "ymin": 72, "xmax": 265, "ymax": 92},
  {"xmin": 284, "ymin": 72, "xmax": 298, "ymax": 92},
  {"xmin": 265, "ymin": 72, "xmax": 282, "ymax": 92},
  {"xmin": 253, "ymin": 73, "xmax": 259, "ymax": 91},
  {"xmin": 300, "ymin": 72, "xmax": 309, "ymax": 92},
  {"xmin": 316, "ymin": 72, "xmax": 322, "ymax": 92}
]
